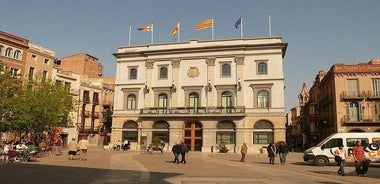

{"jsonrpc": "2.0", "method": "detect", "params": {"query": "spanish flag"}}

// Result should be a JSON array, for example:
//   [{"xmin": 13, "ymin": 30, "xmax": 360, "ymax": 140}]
[
  {"xmin": 195, "ymin": 18, "xmax": 213, "ymax": 30},
  {"xmin": 137, "ymin": 23, "xmax": 153, "ymax": 32},
  {"xmin": 171, "ymin": 22, "xmax": 180, "ymax": 36}
]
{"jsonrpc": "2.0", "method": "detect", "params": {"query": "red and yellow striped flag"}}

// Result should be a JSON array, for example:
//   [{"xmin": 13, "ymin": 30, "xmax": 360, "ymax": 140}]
[
  {"xmin": 172, "ymin": 22, "xmax": 180, "ymax": 36},
  {"xmin": 195, "ymin": 18, "xmax": 213, "ymax": 30}
]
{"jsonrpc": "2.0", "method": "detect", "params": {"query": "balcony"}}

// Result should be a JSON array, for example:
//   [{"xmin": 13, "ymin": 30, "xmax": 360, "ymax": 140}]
[
  {"xmin": 366, "ymin": 90, "xmax": 380, "ymax": 100},
  {"xmin": 139, "ymin": 106, "xmax": 246, "ymax": 117},
  {"xmin": 341, "ymin": 115, "xmax": 380, "ymax": 126},
  {"xmin": 340, "ymin": 91, "xmax": 365, "ymax": 100}
]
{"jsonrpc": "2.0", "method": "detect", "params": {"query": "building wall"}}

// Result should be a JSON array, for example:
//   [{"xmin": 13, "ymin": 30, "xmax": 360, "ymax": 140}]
[
  {"xmin": 112, "ymin": 38, "xmax": 287, "ymax": 153},
  {"xmin": 60, "ymin": 53, "xmax": 103, "ymax": 78},
  {"xmin": 25, "ymin": 43, "xmax": 55, "ymax": 81},
  {"xmin": 0, "ymin": 31, "xmax": 29, "ymax": 77}
]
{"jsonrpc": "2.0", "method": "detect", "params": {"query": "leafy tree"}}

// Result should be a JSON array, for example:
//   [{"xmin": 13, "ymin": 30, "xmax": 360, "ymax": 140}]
[{"xmin": 0, "ymin": 69, "xmax": 76, "ymax": 134}]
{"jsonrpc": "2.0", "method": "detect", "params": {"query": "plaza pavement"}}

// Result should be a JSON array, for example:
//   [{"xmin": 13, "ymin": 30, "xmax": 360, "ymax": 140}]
[{"xmin": 0, "ymin": 147, "xmax": 379, "ymax": 184}]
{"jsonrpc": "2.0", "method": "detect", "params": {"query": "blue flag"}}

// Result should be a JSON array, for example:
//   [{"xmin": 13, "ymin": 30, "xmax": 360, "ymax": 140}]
[{"xmin": 234, "ymin": 17, "xmax": 242, "ymax": 29}]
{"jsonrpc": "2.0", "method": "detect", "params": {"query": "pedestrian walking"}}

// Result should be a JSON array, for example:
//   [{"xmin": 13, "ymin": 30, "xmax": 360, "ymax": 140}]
[
  {"xmin": 159, "ymin": 140, "xmax": 165, "ymax": 154},
  {"xmin": 67, "ymin": 138, "xmax": 78, "ymax": 160},
  {"xmin": 78, "ymin": 137, "xmax": 89, "ymax": 161},
  {"xmin": 334, "ymin": 145, "xmax": 346, "ymax": 176},
  {"xmin": 123, "ymin": 139, "xmax": 130, "ymax": 151},
  {"xmin": 180, "ymin": 141, "xmax": 188, "ymax": 164},
  {"xmin": 353, "ymin": 140, "xmax": 369, "ymax": 176},
  {"xmin": 267, "ymin": 142, "xmax": 276, "ymax": 165},
  {"xmin": 277, "ymin": 141, "xmax": 289, "ymax": 164},
  {"xmin": 240, "ymin": 142, "xmax": 248, "ymax": 162},
  {"xmin": 171, "ymin": 142, "xmax": 182, "ymax": 164}
]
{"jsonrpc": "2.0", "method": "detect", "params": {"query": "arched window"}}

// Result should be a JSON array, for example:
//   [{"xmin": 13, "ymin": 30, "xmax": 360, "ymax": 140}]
[
  {"xmin": 152, "ymin": 121, "xmax": 170, "ymax": 143},
  {"xmin": 0, "ymin": 45, "xmax": 4, "ymax": 55},
  {"xmin": 221, "ymin": 64, "xmax": 231, "ymax": 77},
  {"xmin": 13, "ymin": 50, "xmax": 21, "ymax": 60},
  {"xmin": 216, "ymin": 121, "xmax": 236, "ymax": 144},
  {"xmin": 158, "ymin": 94, "xmax": 168, "ymax": 113},
  {"xmin": 159, "ymin": 66, "xmax": 168, "ymax": 79},
  {"xmin": 5, "ymin": 48, "xmax": 13, "ymax": 57},
  {"xmin": 126, "ymin": 94, "xmax": 136, "ymax": 110},
  {"xmin": 129, "ymin": 68, "xmax": 137, "ymax": 80},
  {"xmin": 258, "ymin": 62, "xmax": 268, "ymax": 74},
  {"xmin": 122, "ymin": 121, "xmax": 138, "ymax": 142},
  {"xmin": 253, "ymin": 120, "xmax": 274, "ymax": 144},
  {"xmin": 257, "ymin": 90, "xmax": 269, "ymax": 108}
]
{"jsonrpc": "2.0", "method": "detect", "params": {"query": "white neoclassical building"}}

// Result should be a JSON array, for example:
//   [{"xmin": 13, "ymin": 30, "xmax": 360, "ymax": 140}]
[{"xmin": 112, "ymin": 37, "xmax": 287, "ymax": 153}]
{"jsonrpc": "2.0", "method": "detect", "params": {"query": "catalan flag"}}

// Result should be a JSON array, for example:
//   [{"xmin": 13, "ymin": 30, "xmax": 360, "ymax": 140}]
[
  {"xmin": 137, "ymin": 23, "xmax": 153, "ymax": 32},
  {"xmin": 172, "ymin": 22, "xmax": 180, "ymax": 36},
  {"xmin": 195, "ymin": 18, "xmax": 213, "ymax": 30}
]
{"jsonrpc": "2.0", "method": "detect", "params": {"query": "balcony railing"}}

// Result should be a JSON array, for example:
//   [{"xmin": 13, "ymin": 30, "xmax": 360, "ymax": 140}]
[
  {"xmin": 140, "ymin": 106, "xmax": 246, "ymax": 117},
  {"xmin": 366, "ymin": 90, "xmax": 380, "ymax": 99},
  {"xmin": 340, "ymin": 115, "xmax": 380, "ymax": 125},
  {"xmin": 340, "ymin": 91, "xmax": 366, "ymax": 100}
]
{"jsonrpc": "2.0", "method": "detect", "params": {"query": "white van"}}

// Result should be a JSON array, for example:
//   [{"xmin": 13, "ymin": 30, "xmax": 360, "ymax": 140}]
[{"xmin": 303, "ymin": 132, "xmax": 380, "ymax": 166}]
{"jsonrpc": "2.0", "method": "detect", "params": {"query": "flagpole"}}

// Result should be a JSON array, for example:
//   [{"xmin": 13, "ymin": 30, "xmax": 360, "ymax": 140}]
[
  {"xmin": 268, "ymin": 14, "xmax": 272, "ymax": 37},
  {"xmin": 151, "ymin": 24, "xmax": 154, "ymax": 44},
  {"xmin": 211, "ymin": 18, "xmax": 214, "ymax": 40},
  {"xmin": 128, "ymin": 25, "xmax": 132, "ymax": 46},
  {"xmin": 178, "ymin": 22, "xmax": 180, "ymax": 43},
  {"xmin": 240, "ymin": 16, "xmax": 243, "ymax": 38}
]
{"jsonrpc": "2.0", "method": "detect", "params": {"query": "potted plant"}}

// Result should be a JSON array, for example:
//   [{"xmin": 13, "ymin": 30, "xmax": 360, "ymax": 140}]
[
  {"xmin": 152, "ymin": 137, "xmax": 162, "ymax": 151},
  {"xmin": 218, "ymin": 141, "xmax": 229, "ymax": 153}
]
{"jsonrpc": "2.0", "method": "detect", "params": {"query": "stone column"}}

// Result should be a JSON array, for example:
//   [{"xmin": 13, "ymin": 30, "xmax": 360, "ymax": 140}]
[
  {"xmin": 235, "ymin": 56, "xmax": 245, "ymax": 106},
  {"xmin": 144, "ymin": 60, "xmax": 154, "ymax": 107},
  {"xmin": 206, "ymin": 57, "xmax": 216, "ymax": 107},
  {"xmin": 171, "ymin": 59, "xmax": 181, "ymax": 107}
]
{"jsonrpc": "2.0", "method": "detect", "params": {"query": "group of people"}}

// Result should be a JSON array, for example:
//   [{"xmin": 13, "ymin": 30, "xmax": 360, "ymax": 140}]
[
  {"xmin": 334, "ymin": 140, "xmax": 370, "ymax": 177},
  {"xmin": 239, "ymin": 141, "xmax": 290, "ymax": 164},
  {"xmin": 67, "ymin": 137, "xmax": 89, "ymax": 160},
  {"xmin": 171, "ymin": 141, "xmax": 188, "ymax": 164},
  {"xmin": 266, "ymin": 141, "xmax": 290, "ymax": 165}
]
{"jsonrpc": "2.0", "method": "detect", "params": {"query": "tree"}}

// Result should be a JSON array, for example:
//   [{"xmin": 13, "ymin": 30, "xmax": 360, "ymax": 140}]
[{"xmin": 0, "ymin": 70, "xmax": 76, "ymax": 134}]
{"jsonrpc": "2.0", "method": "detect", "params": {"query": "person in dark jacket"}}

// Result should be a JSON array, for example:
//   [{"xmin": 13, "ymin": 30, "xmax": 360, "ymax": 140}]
[
  {"xmin": 267, "ymin": 142, "xmax": 277, "ymax": 165},
  {"xmin": 171, "ymin": 142, "xmax": 182, "ymax": 164},
  {"xmin": 180, "ymin": 141, "xmax": 188, "ymax": 164},
  {"xmin": 277, "ymin": 141, "xmax": 289, "ymax": 164}
]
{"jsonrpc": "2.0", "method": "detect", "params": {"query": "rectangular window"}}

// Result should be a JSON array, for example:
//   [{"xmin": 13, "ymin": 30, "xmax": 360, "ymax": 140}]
[
  {"xmin": 347, "ymin": 79, "xmax": 358, "ymax": 97},
  {"xmin": 346, "ymin": 138, "xmax": 369, "ymax": 147},
  {"xmin": 216, "ymin": 132, "xmax": 235, "ymax": 144},
  {"xmin": 31, "ymin": 54, "xmax": 37, "ymax": 61},
  {"xmin": 372, "ymin": 79, "xmax": 380, "ymax": 96},
  {"xmin": 10, "ymin": 68, "xmax": 20, "ymax": 78},
  {"xmin": 253, "ymin": 132, "xmax": 273, "ymax": 144},
  {"xmin": 42, "ymin": 71, "xmax": 48, "ymax": 82},
  {"xmin": 28, "ymin": 67, "xmax": 35, "ymax": 80}
]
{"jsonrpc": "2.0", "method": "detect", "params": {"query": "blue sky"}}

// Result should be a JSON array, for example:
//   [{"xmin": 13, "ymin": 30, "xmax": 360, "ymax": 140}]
[{"xmin": 1, "ymin": 0, "xmax": 380, "ymax": 111}]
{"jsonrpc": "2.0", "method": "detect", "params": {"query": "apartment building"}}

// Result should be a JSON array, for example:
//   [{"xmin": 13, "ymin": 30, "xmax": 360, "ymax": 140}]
[
  {"xmin": 25, "ymin": 43, "xmax": 55, "ymax": 81},
  {"xmin": 112, "ymin": 37, "xmax": 288, "ymax": 153},
  {"xmin": 301, "ymin": 59, "xmax": 380, "ymax": 146},
  {"xmin": 51, "ymin": 68, "xmax": 81, "ymax": 144},
  {"xmin": 0, "ymin": 31, "xmax": 29, "ymax": 77}
]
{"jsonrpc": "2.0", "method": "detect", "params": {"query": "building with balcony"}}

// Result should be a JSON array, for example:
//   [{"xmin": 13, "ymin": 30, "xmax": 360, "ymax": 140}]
[
  {"xmin": 77, "ymin": 78, "xmax": 114, "ymax": 146},
  {"xmin": 112, "ymin": 37, "xmax": 288, "ymax": 153},
  {"xmin": 302, "ymin": 59, "xmax": 380, "ymax": 146}
]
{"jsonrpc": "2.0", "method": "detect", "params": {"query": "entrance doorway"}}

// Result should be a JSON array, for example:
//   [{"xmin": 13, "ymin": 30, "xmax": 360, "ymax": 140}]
[{"xmin": 183, "ymin": 121, "xmax": 202, "ymax": 151}]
